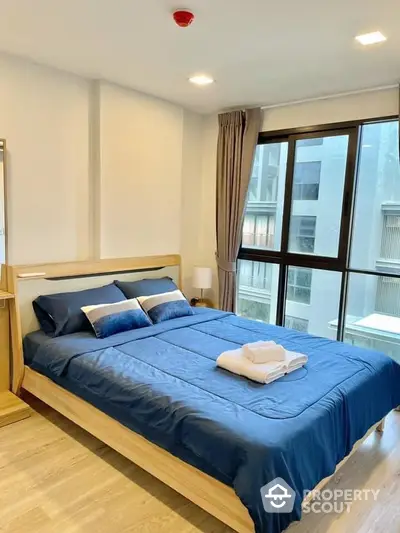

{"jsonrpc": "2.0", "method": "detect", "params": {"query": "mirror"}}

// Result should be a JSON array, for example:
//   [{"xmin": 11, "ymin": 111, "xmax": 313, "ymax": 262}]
[{"xmin": 0, "ymin": 140, "xmax": 6, "ymax": 271}]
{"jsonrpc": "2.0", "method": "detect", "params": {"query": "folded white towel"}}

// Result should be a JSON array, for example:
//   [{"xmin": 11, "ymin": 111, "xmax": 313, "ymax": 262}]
[
  {"xmin": 217, "ymin": 349, "xmax": 285, "ymax": 384},
  {"xmin": 243, "ymin": 341, "xmax": 286, "ymax": 363},
  {"xmin": 285, "ymin": 360, "xmax": 305, "ymax": 375},
  {"xmin": 285, "ymin": 351, "xmax": 308, "ymax": 371},
  {"xmin": 216, "ymin": 348, "xmax": 308, "ymax": 384}
]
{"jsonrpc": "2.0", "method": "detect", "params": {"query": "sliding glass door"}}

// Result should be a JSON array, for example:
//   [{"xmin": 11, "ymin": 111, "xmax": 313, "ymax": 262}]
[{"xmin": 237, "ymin": 117, "xmax": 400, "ymax": 363}]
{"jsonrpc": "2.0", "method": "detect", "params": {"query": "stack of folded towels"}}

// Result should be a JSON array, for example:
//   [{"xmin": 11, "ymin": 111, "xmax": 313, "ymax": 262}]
[{"xmin": 216, "ymin": 340, "xmax": 308, "ymax": 384}]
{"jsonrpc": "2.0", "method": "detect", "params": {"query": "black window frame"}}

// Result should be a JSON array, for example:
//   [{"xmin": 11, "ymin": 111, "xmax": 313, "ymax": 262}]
[{"xmin": 238, "ymin": 114, "xmax": 400, "ymax": 341}]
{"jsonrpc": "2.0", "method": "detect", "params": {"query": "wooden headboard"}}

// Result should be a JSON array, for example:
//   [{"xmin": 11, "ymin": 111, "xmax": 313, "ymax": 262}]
[{"xmin": 7, "ymin": 255, "xmax": 181, "ymax": 395}]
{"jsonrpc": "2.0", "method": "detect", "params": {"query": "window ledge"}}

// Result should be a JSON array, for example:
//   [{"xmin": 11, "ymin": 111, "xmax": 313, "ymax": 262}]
[
  {"xmin": 375, "ymin": 258, "xmax": 400, "ymax": 274},
  {"xmin": 381, "ymin": 202, "xmax": 400, "ymax": 214},
  {"xmin": 246, "ymin": 201, "xmax": 277, "ymax": 214}
]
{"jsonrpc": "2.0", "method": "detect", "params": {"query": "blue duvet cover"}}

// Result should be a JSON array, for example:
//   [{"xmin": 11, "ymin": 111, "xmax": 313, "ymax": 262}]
[{"xmin": 24, "ymin": 309, "xmax": 400, "ymax": 533}]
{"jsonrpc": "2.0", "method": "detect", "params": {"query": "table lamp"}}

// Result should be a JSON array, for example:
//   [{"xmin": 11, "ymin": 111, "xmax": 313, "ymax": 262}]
[{"xmin": 192, "ymin": 267, "xmax": 213, "ymax": 307}]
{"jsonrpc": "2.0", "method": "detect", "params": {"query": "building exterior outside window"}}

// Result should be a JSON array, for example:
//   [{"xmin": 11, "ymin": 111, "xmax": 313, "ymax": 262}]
[
  {"xmin": 292, "ymin": 161, "xmax": 321, "ymax": 200},
  {"xmin": 287, "ymin": 267, "xmax": 312, "ymax": 305},
  {"xmin": 289, "ymin": 216, "xmax": 316, "ymax": 254},
  {"xmin": 285, "ymin": 315, "xmax": 309, "ymax": 332}
]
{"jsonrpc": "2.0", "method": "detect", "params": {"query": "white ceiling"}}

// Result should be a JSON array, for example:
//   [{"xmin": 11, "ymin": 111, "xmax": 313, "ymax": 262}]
[{"xmin": 0, "ymin": 0, "xmax": 399, "ymax": 113}]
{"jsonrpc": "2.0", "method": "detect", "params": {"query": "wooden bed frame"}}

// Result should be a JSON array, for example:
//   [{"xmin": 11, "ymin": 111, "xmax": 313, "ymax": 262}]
[{"xmin": 7, "ymin": 255, "xmax": 387, "ymax": 533}]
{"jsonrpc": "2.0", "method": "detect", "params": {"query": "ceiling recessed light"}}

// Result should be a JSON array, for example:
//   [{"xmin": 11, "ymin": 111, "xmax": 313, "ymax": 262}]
[
  {"xmin": 189, "ymin": 75, "xmax": 214, "ymax": 86},
  {"xmin": 355, "ymin": 31, "xmax": 387, "ymax": 46}
]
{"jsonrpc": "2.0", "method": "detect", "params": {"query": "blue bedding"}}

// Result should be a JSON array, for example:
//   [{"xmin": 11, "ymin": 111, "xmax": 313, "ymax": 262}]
[{"xmin": 24, "ymin": 309, "xmax": 400, "ymax": 533}]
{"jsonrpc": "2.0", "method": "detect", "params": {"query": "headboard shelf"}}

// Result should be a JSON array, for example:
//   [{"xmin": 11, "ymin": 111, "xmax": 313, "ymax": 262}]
[
  {"xmin": 13, "ymin": 254, "xmax": 181, "ymax": 281},
  {"xmin": 17, "ymin": 273, "xmax": 47, "ymax": 280}
]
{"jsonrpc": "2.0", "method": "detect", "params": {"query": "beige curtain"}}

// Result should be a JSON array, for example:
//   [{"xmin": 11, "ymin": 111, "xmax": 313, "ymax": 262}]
[{"xmin": 216, "ymin": 108, "xmax": 261, "ymax": 311}]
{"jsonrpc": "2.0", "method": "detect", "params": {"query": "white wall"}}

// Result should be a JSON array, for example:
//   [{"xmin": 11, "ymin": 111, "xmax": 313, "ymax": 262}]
[
  {"xmin": 0, "ymin": 54, "xmax": 90, "ymax": 264},
  {"xmin": 196, "ymin": 88, "xmax": 399, "ymax": 304},
  {"xmin": 180, "ymin": 110, "xmax": 203, "ymax": 296},
  {"xmin": 98, "ymin": 82, "xmax": 184, "ymax": 259}
]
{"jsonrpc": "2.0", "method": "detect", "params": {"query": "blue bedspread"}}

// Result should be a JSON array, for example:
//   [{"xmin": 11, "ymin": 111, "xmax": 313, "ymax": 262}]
[{"xmin": 25, "ymin": 309, "xmax": 400, "ymax": 533}]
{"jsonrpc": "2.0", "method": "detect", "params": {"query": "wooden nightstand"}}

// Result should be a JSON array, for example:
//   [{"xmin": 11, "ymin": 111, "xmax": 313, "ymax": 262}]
[
  {"xmin": 0, "ymin": 289, "xmax": 15, "ymax": 392},
  {"xmin": 0, "ymin": 391, "xmax": 30, "ymax": 428},
  {"xmin": 190, "ymin": 298, "xmax": 214, "ymax": 308},
  {"xmin": 0, "ymin": 290, "xmax": 14, "ymax": 301},
  {"xmin": 0, "ymin": 287, "xmax": 30, "ymax": 428}
]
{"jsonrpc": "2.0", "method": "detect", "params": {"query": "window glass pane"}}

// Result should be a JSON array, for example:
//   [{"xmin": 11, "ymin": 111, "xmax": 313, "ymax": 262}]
[
  {"xmin": 344, "ymin": 273, "xmax": 400, "ymax": 364},
  {"xmin": 243, "ymin": 142, "xmax": 288, "ymax": 251},
  {"xmin": 285, "ymin": 267, "xmax": 341, "ymax": 339},
  {"xmin": 350, "ymin": 121, "xmax": 400, "ymax": 273},
  {"xmin": 237, "ymin": 260, "xmax": 279, "ymax": 324},
  {"xmin": 288, "ymin": 135, "xmax": 349, "ymax": 257}
]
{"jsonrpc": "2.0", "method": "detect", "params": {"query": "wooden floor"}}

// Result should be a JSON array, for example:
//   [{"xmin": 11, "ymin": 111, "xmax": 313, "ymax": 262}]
[{"xmin": 0, "ymin": 396, "xmax": 399, "ymax": 533}]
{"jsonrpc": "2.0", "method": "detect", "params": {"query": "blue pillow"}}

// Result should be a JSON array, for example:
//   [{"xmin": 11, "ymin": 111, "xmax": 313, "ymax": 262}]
[
  {"xmin": 138, "ymin": 290, "xmax": 194, "ymax": 324},
  {"xmin": 82, "ymin": 298, "xmax": 151, "ymax": 339},
  {"xmin": 33, "ymin": 283, "xmax": 126, "ymax": 337},
  {"xmin": 114, "ymin": 277, "xmax": 178, "ymax": 299}
]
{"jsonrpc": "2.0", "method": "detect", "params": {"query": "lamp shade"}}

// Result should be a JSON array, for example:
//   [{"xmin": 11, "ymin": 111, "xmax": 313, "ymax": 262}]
[{"xmin": 193, "ymin": 267, "xmax": 212, "ymax": 290}]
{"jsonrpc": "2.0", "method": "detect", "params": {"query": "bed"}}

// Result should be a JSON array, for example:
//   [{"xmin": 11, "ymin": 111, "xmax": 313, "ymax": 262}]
[{"xmin": 8, "ymin": 255, "xmax": 400, "ymax": 533}]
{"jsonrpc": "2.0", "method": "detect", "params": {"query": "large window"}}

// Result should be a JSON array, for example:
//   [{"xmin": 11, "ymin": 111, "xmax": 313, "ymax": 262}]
[{"xmin": 238, "ymin": 118, "xmax": 400, "ymax": 363}]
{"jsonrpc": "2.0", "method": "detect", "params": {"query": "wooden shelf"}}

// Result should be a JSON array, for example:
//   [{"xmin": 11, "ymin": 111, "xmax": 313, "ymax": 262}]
[
  {"xmin": 0, "ymin": 290, "xmax": 14, "ymax": 300},
  {"xmin": 0, "ymin": 391, "xmax": 30, "ymax": 428}
]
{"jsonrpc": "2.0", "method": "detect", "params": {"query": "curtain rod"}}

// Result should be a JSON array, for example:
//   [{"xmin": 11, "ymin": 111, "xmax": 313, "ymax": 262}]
[
  {"xmin": 223, "ymin": 84, "xmax": 398, "ymax": 113},
  {"xmin": 260, "ymin": 84, "xmax": 398, "ymax": 110}
]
